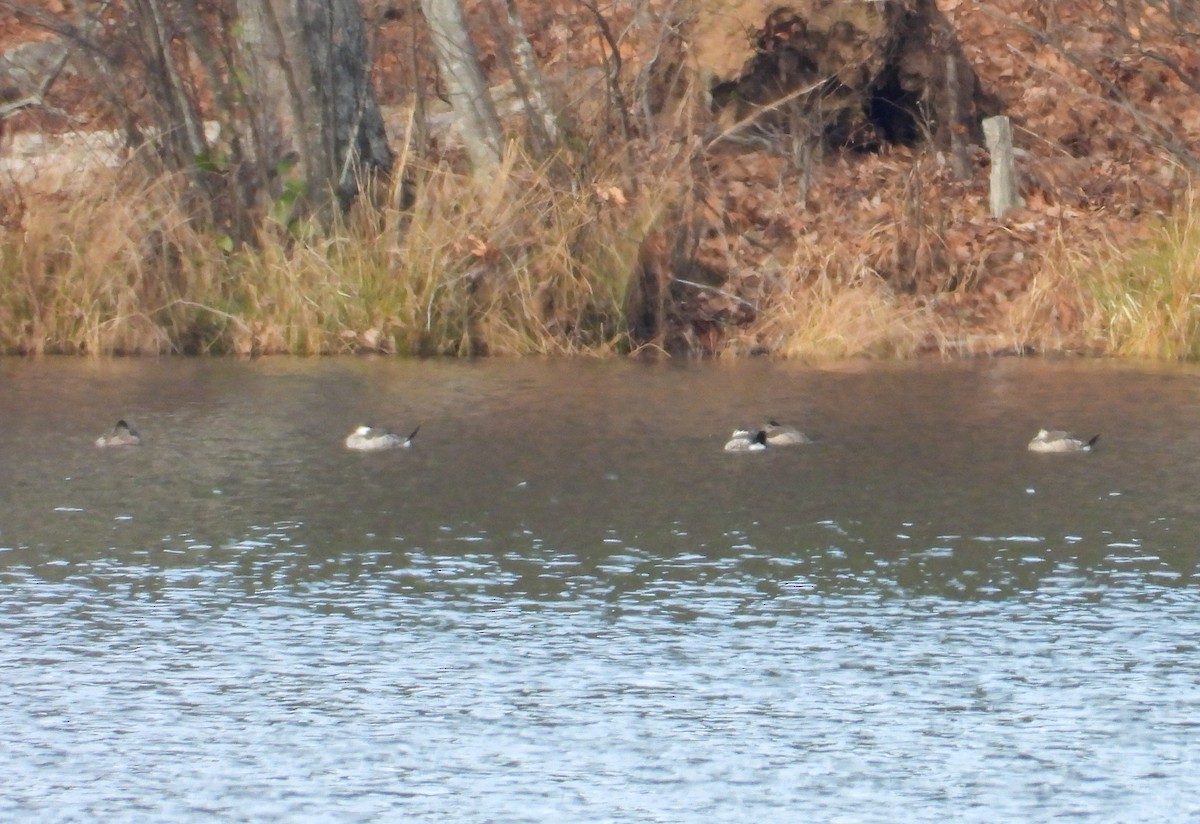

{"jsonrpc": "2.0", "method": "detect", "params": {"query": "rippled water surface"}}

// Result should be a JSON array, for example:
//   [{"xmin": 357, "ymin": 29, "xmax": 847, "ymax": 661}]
[{"xmin": 2, "ymin": 357, "xmax": 1200, "ymax": 822}]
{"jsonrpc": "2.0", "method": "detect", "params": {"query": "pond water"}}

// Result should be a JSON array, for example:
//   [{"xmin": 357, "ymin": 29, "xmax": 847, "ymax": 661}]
[{"xmin": 2, "ymin": 356, "xmax": 1199, "ymax": 822}]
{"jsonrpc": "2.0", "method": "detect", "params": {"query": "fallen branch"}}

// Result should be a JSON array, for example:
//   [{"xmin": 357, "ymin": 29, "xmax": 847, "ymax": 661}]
[{"xmin": 0, "ymin": 40, "xmax": 79, "ymax": 122}]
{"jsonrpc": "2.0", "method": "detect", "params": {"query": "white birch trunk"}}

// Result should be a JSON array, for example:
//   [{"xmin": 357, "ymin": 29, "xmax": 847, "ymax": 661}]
[
  {"xmin": 418, "ymin": 0, "xmax": 504, "ymax": 176},
  {"xmin": 502, "ymin": 0, "xmax": 559, "ymax": 150}
]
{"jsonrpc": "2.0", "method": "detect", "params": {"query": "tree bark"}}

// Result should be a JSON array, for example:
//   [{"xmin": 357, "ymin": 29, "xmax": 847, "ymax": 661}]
[
  {"xmin": 4, "ymin": 0, "xmax": 392, "ymax": 233},
  {"xmin": 237, "ymin": 0, "xmax": 393, "ymax": 223},
  {"xmin": 500, "ymin": 0, "xmax": 559, "ymax": 153},
  {"xmin": 417, "ymin": 0, "xmax": 503, "ymax": 177}
]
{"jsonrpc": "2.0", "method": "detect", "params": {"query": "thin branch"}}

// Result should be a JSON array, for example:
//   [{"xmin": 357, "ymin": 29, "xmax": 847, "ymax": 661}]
[
  {"xmin": 977, "ymin": 1, "xmax": 1200, "ymax": 171},
  {"xmin": 673, "ymin": 277, "xmax": 757, "ymax": 310},
  {"xmin": 704, "ymin": 78, "xmax": 828, "ymax": 153},
  {"xmin": 578, "ymin": 0, "xmax": 634, "ymax": 144},
  {"xmin": 0, "ymin": 41, "xmax": 79, "ymax": 121}
]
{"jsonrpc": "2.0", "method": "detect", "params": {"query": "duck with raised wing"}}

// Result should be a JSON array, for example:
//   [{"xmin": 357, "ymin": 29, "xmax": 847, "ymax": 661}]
[
  {"xmin": 724, "ymin": 428, "xmax": 768, "ymax": 452},
  {"xmin": 763, "ymin": 420, "xmax": 812, "ymax": 446},
  {"xmin": 95, "ymin": 420, "xmax": 142, "ymax": 448},
  {"xmin": 345, "ymin": 424, "xmax": 420, "ymax": 451},
  {"xmin": 1027, "ymin": 428, "xmax": 1100, "ymax": 453}
]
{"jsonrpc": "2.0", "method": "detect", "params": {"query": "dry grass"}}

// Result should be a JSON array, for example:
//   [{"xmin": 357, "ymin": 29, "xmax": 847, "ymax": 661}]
[
  {"xmin": 3, "ymin": 0, "xmax": 1199, "ymax": 361},
  {"xmin": 0, "ymin": 172, "xmax": 193, "ymax": 354},
  {"xmin": 0, "ymin": 143, "xmax": 674, "ymax": 356},
  {"xmin": 1001, "ymin": 194, "xmax": 1200, "ymax": 360},
  {"xmin": 749, "ymin": 269, "xmax": 939, "ymax": 360},
  {"xmin": 1086, "ymin": 194, "xmax": 1200, "ymax": 360},
  {"xmin": 2, "ymin": 141, "xmax": 1198, "ymax": 360},
  {"xmin": 991, "ymin": 228, "xmax": 1104, "ymax": 357},
  {"xmin": 727, "ymin": 234, "xmax": 946, "ymax": 359}
]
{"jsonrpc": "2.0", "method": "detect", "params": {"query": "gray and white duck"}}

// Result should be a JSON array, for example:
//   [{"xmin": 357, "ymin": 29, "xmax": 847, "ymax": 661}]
[
  {"xmin": 1027, "ymin": 428, "xmax": 1100, "ymax": 453},
  {"xmin": 95, "ymin": 420, "xmax": 142, "ymax": 448},
  {"xmin": 345, "ymin": 424, "xmax": 420, "ymax": 451},
  {"xmin": 723, "ymin": 428, "xmax": 768, "ymax": 452}
]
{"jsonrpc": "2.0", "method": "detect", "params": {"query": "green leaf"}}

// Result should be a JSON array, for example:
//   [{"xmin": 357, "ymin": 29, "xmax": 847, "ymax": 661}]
[
  {"xmin": 275, "ymin": 153, "xmax": 300, "ymax": 178},
  {"xmin": 283, "ymin": 177, "xmax": 306, "ymax": 198},
  {"xmin": 194, "ymin": 152, "xmax": 218, "ymax": 173}
]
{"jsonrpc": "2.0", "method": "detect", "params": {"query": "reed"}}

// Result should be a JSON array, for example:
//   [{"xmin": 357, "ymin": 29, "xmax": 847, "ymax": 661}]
[
  {"xmin": 1084, "ymin": 194, "xmax": 1200, "ymax": 360},
  {"xmin": 0, "ymin": 143, "xmax": 672, "ymax": 356},
  {"xmin": 738, "ymin": 247, "xmax": 943, "ymax": 359},
  {"xmin": 999, "ymin": 193, "xmax": 1200, "ymax": 360}
]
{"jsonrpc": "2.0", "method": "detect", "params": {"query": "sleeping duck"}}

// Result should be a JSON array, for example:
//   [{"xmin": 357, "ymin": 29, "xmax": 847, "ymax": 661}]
[
  {"xmin": 1027, "ymin": 428, "xmax": 1100, "ymax": 453},
  {"xmin": 345, "ymin": 424, "xmax": 420, "ymax": 451},
  {"xmin": 95, "ymin": 420, "xmax": 142, "ymax": 448}
]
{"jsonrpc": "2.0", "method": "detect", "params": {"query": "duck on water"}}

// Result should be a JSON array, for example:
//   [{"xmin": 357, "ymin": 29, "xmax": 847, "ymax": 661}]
[
  {"xmin": 95, "ymin": 420, "xmax": 142, "ymax": 448},
  {"xmin": 724, "ymin": 419, "xmax": 810, "ymax": 452},
  {"xmin": 1027, "ymin": 428, "xmax": 1100, "ymax": 453},
  {"xmin": 763, "ymin": 420, "xmax": 811, "ymax": 446},
  {"xmin": 345, "ymin": 424, "xmax": 420, "ymax": 451},
  {"xmin": 723, "ymin": 429, "xmax": 768, "ymax": 452}
]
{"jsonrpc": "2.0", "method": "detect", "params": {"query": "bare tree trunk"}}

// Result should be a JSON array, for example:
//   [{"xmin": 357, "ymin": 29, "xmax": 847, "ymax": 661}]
[
  {"xmin": 236, "ymin": 0, "xmax": 298, "ymax": 210},
  {"xmin": 237, "ymin": 0, "xmax": 393, "ymax": 224},
  {"xmin": 8, "ymin": 0, "xmax": 392, "ymax": 233},
  {"xmin": 417, "ymin": 0, "xmax": 503, "ymax": 176},
  {"xmin": 500, "ymin": 0, "xmax": 559, "ymax": 153}
]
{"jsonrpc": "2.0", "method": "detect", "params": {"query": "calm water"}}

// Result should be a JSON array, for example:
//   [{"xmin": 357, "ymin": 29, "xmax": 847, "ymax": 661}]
[{"xmin": 2, "ymin": 357, "xmax": 1199, "ymax": 822}]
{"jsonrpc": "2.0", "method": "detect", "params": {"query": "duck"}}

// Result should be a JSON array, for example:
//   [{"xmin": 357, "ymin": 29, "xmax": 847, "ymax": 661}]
[
  {"xmin": 1027, "ymin": 428, "xmax": 1100, "ymax": 453},
  {"xmin": 95, "ymin": 420, "xmax": 142, "ymax": 448},
  {"xmin": 345, "ymin": 424, "xmax": 420, "ymax": 451},
  {"xmin": 763, "ymin": 420, "xmax": 811, "ymax": 446},
  {"xmin": 724, "ymin": 428, "xmax": 768, "ymax": 452}
]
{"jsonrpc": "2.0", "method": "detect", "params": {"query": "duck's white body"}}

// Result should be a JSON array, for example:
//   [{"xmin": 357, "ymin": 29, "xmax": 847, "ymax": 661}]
[
  {"xmin": 763, "ymin": 420, "xmax": 811, "ymax": 446},
  {"xmin": 724, "ymin": 429, "xmax": 768, "ymax": 452},
  {"xmin": 345, "ymin": 424, "xmax": 420, "ymax": 451},
  {"xmin": 1027, "ymin": 428, "xmax": 1099, "ymax": 453},
  {"xmin": 96, "ymin": 420, "xmax": 142, "ymax": 448}
]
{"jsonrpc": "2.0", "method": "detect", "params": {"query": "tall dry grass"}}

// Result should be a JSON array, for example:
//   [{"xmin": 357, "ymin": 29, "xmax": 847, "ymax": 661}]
[
  {"xmin": 4, "ymin": 137, "xmax": 1198, "ymax": 360},
  {"xmin": 0, "ymin": 172, "xmax": 192, "ymax": 355},
  {"xmin": 1085, "ymin": 194, "xmax": 1200, "ymax": 359},
  {"xmin": 0, "ymin": 142, "xmax": 675, "ymax": 356},
  {"xmin": 1004, "ymin": 193, "xmax": 1200, "ymax": 360},
  {"xmin": 733, "ymin": 242, "xmax": 945, "ymax": 360}
]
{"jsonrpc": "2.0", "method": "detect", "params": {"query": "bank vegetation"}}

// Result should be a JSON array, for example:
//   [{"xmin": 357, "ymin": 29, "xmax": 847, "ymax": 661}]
[{"xmin": 0, "ymin": 0, "xmax": 1198, "ymax": 358}]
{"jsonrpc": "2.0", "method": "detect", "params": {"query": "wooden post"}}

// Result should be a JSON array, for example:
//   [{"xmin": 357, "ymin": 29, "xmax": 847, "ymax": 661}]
[{"xmin": 983, "ymin": 115, "xmax": 1024, "ymax": 218}]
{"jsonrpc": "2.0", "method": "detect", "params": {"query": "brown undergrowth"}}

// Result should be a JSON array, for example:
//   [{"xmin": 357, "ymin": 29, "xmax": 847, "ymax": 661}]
[
  {"xmin": 1, "ymin": 140, "xmax": 1195, "ymax": 358},
  {"xmin": 0, "ymin": 143, "xmax": 676, "ymax": 355}
]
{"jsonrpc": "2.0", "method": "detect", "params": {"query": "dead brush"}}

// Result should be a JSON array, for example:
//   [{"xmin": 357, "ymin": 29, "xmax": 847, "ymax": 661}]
[
  {"xmin": 390, "ymin": 145, "xmax": 674, "ymax": 356},
  {"xmin": 1001, "ymin": 193, "xmax": 1200, "ymax": 360},
  {"xmin": 0, "ymin": 170, "xmax": 202, "ymax": 354},
  {"xmin": 0, "ymin": 140, "xmax": 675, "ymax": 356},
  {"xmin": 1084, "ymin": 191, "xmax": 1200, "ymax": 359},
  {"xmin": 737, "ymin": 244, "xmax": 944, "ymax": 359}
]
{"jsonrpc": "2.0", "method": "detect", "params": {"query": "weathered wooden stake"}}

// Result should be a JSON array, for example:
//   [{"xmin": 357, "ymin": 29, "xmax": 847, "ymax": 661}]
[{"xmin": 983, "ymin": 115, "xmax": 1024, "ymax": 219}]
